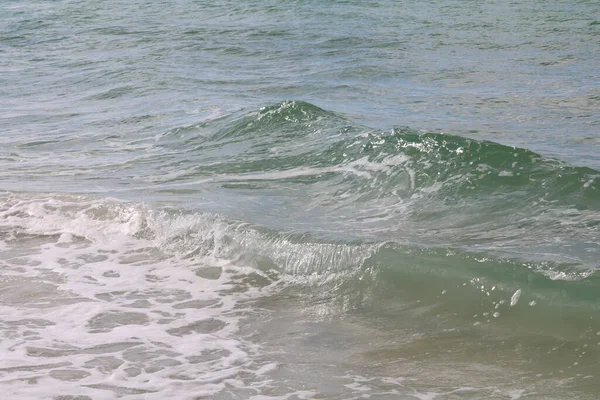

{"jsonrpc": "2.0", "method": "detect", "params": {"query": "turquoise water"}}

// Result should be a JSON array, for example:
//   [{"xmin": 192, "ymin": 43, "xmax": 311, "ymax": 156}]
[{"xmin": 1, "ymin": 1, "xmax": 599, "ymax": 399}]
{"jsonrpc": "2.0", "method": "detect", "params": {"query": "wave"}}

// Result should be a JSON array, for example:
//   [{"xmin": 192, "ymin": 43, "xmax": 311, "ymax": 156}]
[
  {"xmin": 2, "ymin": 190, "xmax": 600, "ymax": 362},
  {"xmin": 1, "ymin": 191, "xmax": 597, "ymax": 294},
  {"xmin": 2, "ymin": 101, "xmax": 599, "ymax": 310},
  {"xmin": 3, "ymin": 193, "xmax": 599, "ymax": 399},
  {"xmin": 159, "ymin": 101, "xmax": 599, "ymax": 205},
  {"xmin": 151, "ymin": 101, "xmax": 599, "ymax": 267}
]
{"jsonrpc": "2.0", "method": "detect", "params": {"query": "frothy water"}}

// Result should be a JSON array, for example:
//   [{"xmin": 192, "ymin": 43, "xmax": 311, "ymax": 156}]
[
  {"xmin": 0, "ymin": 195, "xmax": 272, "ymax": 398},
  {"xmin": 2, "ymin": 192, "xmax": 600, "ymax": 399}
]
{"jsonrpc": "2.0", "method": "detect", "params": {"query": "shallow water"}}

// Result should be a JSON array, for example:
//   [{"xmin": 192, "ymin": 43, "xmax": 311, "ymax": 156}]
[{"xmin": 1, "ymin": 0, "xmax": 600, "ymax": 399}]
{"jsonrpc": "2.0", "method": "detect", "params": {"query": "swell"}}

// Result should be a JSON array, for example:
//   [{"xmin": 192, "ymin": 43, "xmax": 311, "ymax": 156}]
[
  {"xmin": 154, "ymin": 101, "xmax": 600, "ymax": 266},
  {"xmin": 158, "ymin": 101, "xmax": 599, "ymax": 207},
  {"xmin": 2, "ymin": 101, "xmax": 598, "ymax": 269}
]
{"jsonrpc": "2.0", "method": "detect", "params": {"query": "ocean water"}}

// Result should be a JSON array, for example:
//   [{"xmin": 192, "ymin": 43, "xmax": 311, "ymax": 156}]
[{"xmin": 1, "ymin": 0, "xmax": 599, "ymax": 399}]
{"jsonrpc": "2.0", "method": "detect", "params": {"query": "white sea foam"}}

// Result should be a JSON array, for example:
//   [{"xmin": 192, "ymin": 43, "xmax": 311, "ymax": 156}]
[
  {"xmin": 0, "ymin": 193, "xmax": 392, "ymax": 399},
  {"xmin": 510, "ymin": 289, "xmax": 522, "ymax": 307},
  {"xmin": 0, "ymin": 193, "xmax": 278, "ymax": 399},
  {"xmin": 0, "ymin": 192, "xmax": 587, "ymax": 399}
]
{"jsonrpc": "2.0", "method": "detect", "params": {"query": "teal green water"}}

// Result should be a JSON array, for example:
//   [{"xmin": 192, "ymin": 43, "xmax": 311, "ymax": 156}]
[{"xmin": 1, "ymin": 1, "xmax": 600, "ymax": 399}]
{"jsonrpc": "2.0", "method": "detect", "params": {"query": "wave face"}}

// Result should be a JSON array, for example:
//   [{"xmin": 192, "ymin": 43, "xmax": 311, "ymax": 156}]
[
  {"xmin": 1, "ymin": 101, "xmax": 600, "ymax": 399},
  {"xmin": 148, "ymin": 101, "xmax": 600, "ymax": 266}
]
